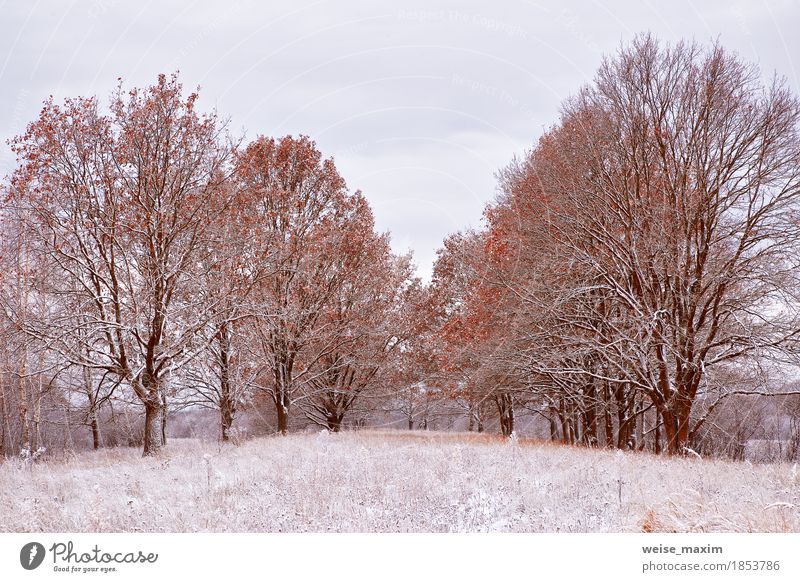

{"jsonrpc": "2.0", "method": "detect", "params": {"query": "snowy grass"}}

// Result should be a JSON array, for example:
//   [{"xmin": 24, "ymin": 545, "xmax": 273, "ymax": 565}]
[{"xmin": 1, "ymin": 430, "xmax": 798, "ymax": 532}]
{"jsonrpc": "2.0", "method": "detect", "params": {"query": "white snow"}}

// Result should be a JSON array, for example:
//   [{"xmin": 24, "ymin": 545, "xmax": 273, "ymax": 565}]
[{"xmin": 0, "ymin": 430, "xmax": 798, "ymax": 532}]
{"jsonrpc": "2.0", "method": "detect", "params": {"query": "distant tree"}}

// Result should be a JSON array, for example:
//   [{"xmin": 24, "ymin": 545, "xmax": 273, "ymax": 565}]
[
  {"xmin": 298, "ymin": 247, "xmax": 420, "ymax": 432},
  {"xmin": 427, "ymin": 231, "xmax": 522, "ymax": 436},
  {"xmin": 234, "ymin": 135, "xmax": 380, "ymax": 434}
]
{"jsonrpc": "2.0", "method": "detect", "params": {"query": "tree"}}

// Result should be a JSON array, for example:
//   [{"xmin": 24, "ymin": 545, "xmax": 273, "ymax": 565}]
[
  {"xmin": 179, "ymin": 181, "xmax": 260, "ymax": 442},
  {"xmin": 428, "ymin": 231, "xmax": 523, "ymax": 437},
  {"xmin": 6, "ymin": 73, "xmax": 234, "ymax": 455},
  {"xmin": 235, "ymin": 135, "xmax": 376, "ymax": 434},
  {"xmin": 488, "ymin": 35, "xmax": 800, "ymax": 453},
  {"xmin": 298, "ymin": 248, "xmax": 420, "ymax": 432}
]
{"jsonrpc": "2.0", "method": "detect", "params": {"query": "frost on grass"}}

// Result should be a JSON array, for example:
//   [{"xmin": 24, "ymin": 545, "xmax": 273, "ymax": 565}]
[{"xmin": 0, "ymin": 431, "xmax": 798, "ymax": 533}]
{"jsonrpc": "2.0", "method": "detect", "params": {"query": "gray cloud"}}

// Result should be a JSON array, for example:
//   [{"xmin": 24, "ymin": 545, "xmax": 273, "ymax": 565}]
[{"xmin": 2, "ymin": 0, "xmax": 798, "ymax": 279}]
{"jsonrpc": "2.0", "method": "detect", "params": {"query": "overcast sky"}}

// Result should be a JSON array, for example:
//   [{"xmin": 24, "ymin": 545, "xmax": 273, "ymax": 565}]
[{"xmin": 2, "ymin": 0, "xmax": 799, "ymax": 279}]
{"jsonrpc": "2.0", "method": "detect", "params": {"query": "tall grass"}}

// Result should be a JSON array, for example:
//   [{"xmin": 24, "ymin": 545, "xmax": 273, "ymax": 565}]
[{"xmin": 1, "ymin": 431, "xmax": 798, "ymax": 532}]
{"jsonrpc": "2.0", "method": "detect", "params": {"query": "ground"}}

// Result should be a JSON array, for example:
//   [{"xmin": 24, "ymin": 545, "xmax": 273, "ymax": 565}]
[{"xmin": 1, "ymin": 430, "xmax": 798, "ymax": 532}]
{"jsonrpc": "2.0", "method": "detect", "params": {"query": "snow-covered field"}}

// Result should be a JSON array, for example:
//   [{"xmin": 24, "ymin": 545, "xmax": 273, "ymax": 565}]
[{"xmin": 1, "ymin": 430, "xmax": 798, "ymax": 533}]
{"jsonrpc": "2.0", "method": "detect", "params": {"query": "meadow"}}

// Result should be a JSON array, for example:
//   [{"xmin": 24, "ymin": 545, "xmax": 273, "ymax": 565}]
[{"xmin": 1, "ymin": 431, "xmax": 798, "ymax": 533}]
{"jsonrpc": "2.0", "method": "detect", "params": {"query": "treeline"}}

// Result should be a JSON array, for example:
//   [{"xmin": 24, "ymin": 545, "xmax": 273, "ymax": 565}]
[
  {"xmin": 2, "ymin": 35, "xmax": 800, "ymax": 460},
  {"xmin": 425, "ymin": 35, "xmax": 800, "ymax": 456},
  {"xmin": 0, "ymin": 74, "xmax": 428, "ymax": 456}
]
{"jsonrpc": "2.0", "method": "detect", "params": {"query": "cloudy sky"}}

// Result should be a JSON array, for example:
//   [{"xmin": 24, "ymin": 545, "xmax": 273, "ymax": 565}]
[{"xmin": 2, "ymin": 0, "xmax": 799, "ymax": 279}]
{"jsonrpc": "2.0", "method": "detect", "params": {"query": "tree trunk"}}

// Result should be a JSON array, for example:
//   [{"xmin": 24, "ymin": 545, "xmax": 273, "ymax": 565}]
[
  {"xmin": 85, "ymin": 366, "xmax": 102, "ymax": 449},
  {"xmin": 663, "ymin": 409, "xmax": 691, "ymax": 455},
  {"xmin": 161, "ymin": 391, "xmax": 168, "ymax": 445},
  {"xmin": 653, "ymin": 409, "xmax": 661, "ymax": 455},
  {"xmin": 272, "ymin": 355, "xmax": 292, "ymax": 435},
  {"xmin": 583, "ymin": 382, "xmax": 598, "ymax": 446},
  {"xmin": 661, "ymin": 411, "xmax": 679, "ymax": 455},
  {"xmin": 326, "ymin": 413, "xmax": 343, "ymax": 432},
  {"xmin": 63, "ymin": 401, "xmax": 74, "ymax": 452},
  {"xmin": 0, "ymin": 374, "xmax": 5, "ymax": 458},
  {"xmin": 31, "ymin": 375, "xmax": 42, "ymax": 452},
  {"xmin": 89, "ymin": 409, "xmax": 102, "ymax": 450},
  {"xmin": 602, "ymin": 382, "xmax": 614, "ymax": 448},
  {"xmin": 18, "ymin": 375, "xmax": 29, "ymax": 452},
  {"xmin": 220, "ymin": 396, "xmax": 234, "ymax": 442},
  {"xmin": 143, "ymin": 400, "xmax": 164, "ymax": 456},
  {"xmin": 141, "ymin": 374, "xmax": 165, "ymax": 456},
  {"xmin": 549, "ymin": 414, "xmax": 558, "ymax": 442},
  {"xmin": 218, "ymin": 323, "xmax": 235, "ymax": 442},
  {"xmin": 615, "ymin": 385, "xmax": 630, "ymax": 449},
  {"xmin": 495, "ymin": 392, "xmax": 514, "ymax": 437},
  {"xmin": 618, "ymin": 416, "xmax": 633, "ymax": 449},
  {"xmin": 559, "ymin": 398, "xmax": 570, "ymax": 444},
  {"xmin": 275, "ymin": 396, "xmax": 289, "ymax": 435},
  {"xmin": 565, "ymin": 415, "xmax": 575, "ymax": 444},
  {"xmin": 635, "ymin": 402, "xmax": 644, "ymax": 451}
]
